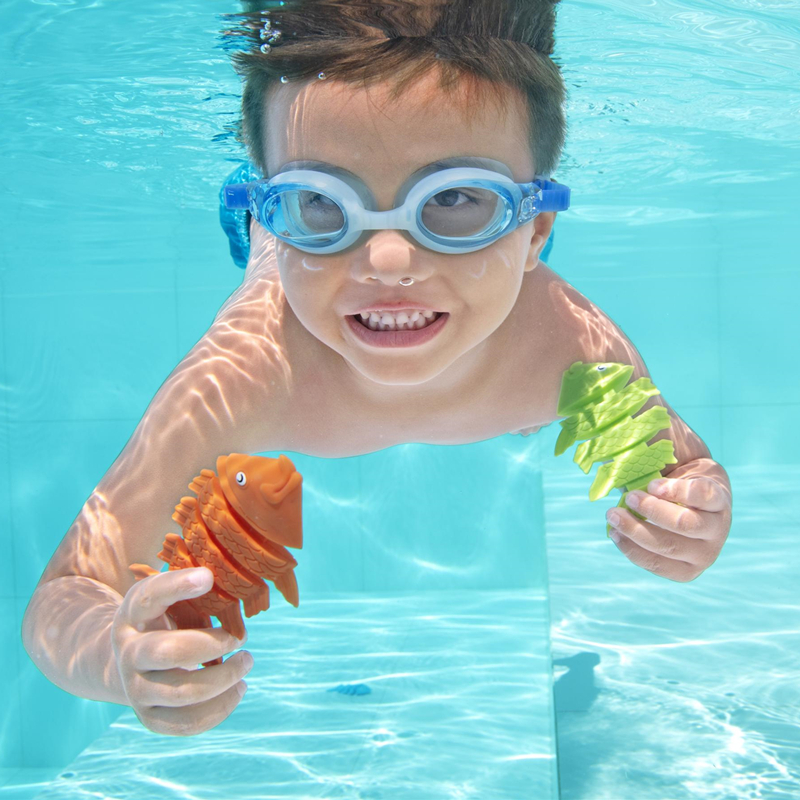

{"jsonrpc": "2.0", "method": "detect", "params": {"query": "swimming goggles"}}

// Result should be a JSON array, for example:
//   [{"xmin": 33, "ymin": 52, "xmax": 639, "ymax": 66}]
[{"xmin": 222, "ymin": 157, "xmax": 570, "ymax": 255}]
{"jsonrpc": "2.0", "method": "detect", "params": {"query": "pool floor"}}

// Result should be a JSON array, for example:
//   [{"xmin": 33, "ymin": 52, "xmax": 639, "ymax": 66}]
[
  {"xmin": 545, "ymin": 465, "xmax": 800, "ymax": 800},
  {"xmin": 25, "ymin": 590, "xmax": 557, "ymax": 800},
  {"xmin": 3, "ymin": 465, "xmax": 797, "ymax": 799}
]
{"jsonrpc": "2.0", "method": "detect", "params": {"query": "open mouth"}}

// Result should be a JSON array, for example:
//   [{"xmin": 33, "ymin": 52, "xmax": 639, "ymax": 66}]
[
  {"xmin": 348, "ymin": 311, "xmax": 445, "ymax": 332},
  {"xmin": 345, "ymin": 311, "xmax": 450, "ymax": 347}
]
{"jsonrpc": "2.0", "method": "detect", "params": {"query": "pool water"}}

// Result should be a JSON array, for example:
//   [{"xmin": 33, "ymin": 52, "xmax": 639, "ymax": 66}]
[{"xmin": 1, "ymin": 0, "xmax": 799, "ymax": 798}]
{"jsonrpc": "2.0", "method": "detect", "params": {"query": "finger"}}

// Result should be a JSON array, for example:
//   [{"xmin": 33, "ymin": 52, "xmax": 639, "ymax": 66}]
[
  {"xmin": 623, "ymin": 491, "xmax": 711, "ymax": 540},
  {"xmin": 126, "ymin": 567, "xmax": 214, "ymax": 628},
  {"xmin": 138, "ymin": 649, "xmax": 254, "ymax": 708},
  {"xmin": 610, "ymin": 528, "xmax": 700, "ymax": 583},
  {"xmin": 611, "ymin": 509, "xmax": 707, "ymax": 562},
  {"xmin": 140, "ymin": 682, "xmax": 248, "ymax": 737},
  {"xmin": 649, "ymin": 476, "xmax": 729, "ymax": 513},
  {"xmin": 134, "ymin": 626, "xmax": 246, "ymax": 672}
]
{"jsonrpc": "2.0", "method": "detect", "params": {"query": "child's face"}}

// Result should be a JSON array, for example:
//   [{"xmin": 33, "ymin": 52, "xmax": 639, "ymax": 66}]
[{"xmin": 257, "ymin": 68, "xmax": 556, "ymax": 398}]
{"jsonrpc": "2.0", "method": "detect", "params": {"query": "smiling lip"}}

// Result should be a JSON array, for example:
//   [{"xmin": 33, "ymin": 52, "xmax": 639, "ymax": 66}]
[
  {"xmin": 351, "ymin": 301, "xmax": 444, "ymax": 314},
  {"xmin": 346, "ymin": 312, "xmax": 449, "ymax": 348}
]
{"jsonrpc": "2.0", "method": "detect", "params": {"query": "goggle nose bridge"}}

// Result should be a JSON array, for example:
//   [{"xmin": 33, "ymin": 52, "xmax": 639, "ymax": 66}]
[{"xmin": 357, "ymin": 205, "xmax": 421, "ymax": 232}]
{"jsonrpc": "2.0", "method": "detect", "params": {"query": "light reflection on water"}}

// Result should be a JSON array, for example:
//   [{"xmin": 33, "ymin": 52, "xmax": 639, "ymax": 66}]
[
  {"xmin": 31, "ymin": 589, "xmax": 555, "ymax": 799},
  {"xmin": 547, "ymin": 464, "xmax": 800, "ymax": 799},
  {"xmin": 3, "ymin": 0, "xmax": 799, "ymax": 208},
  {"xmin": 2, "ymin": 0, "xmax": 799, "ymax": 796}
]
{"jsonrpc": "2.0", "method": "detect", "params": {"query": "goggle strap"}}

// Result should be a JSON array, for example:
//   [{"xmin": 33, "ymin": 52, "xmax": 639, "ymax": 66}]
[
  {"xmin": 537, "ymin": 179, "xmax": 571, "ymax": 212},
  {"xmin": 223, "ymin": 183, "xmax": 250, "ymax": 209}
]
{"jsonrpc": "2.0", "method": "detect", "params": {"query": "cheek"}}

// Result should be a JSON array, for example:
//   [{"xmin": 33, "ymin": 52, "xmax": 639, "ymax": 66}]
[
  {"xmin": 462, "ymin": 244, "xmax": 520, "ymax": 286},
  {"xmin": 277, "ymin": 248, "xmax": 328, "ymax": 295},
  {"xmin": 466, "ymin": 258, "xmax": 489, "ymax": 280},
  {"xmin": 276, "ymin": 244, "xmax": 324, "ymax": 277},
  {"xmin": 276, "ymin": 249, "xmax": 340, "ymax": 326},
  {"xmin": 492, "ymin": 247, "xmax": 518, "ymax": 276}
]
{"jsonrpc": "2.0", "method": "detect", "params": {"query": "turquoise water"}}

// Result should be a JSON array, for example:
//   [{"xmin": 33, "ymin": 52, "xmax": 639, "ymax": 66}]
[{"xmin": 2, "ymin": 0, "xmax": 799, "ymax": 797}]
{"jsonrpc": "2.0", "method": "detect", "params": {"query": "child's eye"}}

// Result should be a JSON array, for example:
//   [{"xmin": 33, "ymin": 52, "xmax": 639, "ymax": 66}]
[
  {"xmin": 236, "ymin": 471, "xmax": 247, "ymax": 486},
  {"xmin": 428, "ymin": 189, "xmax": 475, "ymax": 207}
]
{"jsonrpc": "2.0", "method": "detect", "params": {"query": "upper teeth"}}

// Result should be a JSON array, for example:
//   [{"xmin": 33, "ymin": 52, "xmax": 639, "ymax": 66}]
[{"xmin": 358, "ymin": 309, "xmax": 438, "ymax": 331}]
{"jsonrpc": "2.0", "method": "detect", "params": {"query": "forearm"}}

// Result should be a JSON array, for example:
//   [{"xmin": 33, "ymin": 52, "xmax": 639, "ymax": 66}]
[
  {"xmin": 22, "ymin": 576, "xmax": 130, "ymax": 706},
  {"xmin": 664, "ymin": 456, "xmax": 731, "ymax": 496},
  {"xmin": 660, "ymin": 456, "xmax": 733, "ymax": 519},
  {"xmin": 648, "ymin": 406, "xmax": 731, "ymax": 500}
]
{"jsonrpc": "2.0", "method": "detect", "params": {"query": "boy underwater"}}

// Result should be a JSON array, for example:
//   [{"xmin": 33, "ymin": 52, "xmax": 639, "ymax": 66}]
[{"xmin": 23, "ymin": 0, "xmax": 732, "ymax": 737}]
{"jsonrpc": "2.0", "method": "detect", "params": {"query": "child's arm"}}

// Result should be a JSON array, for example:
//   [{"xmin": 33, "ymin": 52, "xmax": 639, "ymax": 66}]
[
  {"xmin": 562, "ymin": 290, "xmax": 732, "ymax": 582},
  {"xmin": 21, "ymin": 335, "xmax": 264, "ymax": 727}
]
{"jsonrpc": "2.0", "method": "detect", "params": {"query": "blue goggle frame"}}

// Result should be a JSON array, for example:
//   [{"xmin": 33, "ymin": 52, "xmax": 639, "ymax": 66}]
[{"xmin": 222, "ymin": 159, "xmax": 570, "ymax": 256}]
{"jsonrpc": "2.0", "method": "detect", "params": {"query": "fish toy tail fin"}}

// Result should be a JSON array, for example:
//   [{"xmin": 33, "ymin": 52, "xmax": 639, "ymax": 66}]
[
  {"xmin": 217, "ymin": 603, "xmax": 247, "ymax": 642},
  {"xmin": 554, "ymin": 426, "xmax": 574, "ymax": 457},
  {"xmin": 243, "ymin": 582, "xmax": 270, "ymax": 617},
  {"xmin": 172, "ymin": 496, "xmax": 197, "ymax": 528},
  {"xmin": 157, "ymin": 531, "xmax": 193, "ymax": 568},
  {"xmin": 129, "ymin": 563, "xmax": 159, "ymax": 582},
  {"xmin": 188, "ymin": 469, "xmax": 215, "ymax": 496},
  {"xmin": 274, "ymin": 571, "xmax": 300, "ymax": 608}
]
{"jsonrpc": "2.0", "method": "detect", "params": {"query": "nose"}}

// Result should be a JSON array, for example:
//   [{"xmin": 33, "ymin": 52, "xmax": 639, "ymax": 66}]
[{"xmin": 353, "ymin": 229, "xmax": 431, "ymax": 284}]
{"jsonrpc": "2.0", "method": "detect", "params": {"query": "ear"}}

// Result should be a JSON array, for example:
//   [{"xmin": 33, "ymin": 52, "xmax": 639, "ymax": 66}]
[{"xmin": 524, "ymin": 211, "xmax": 557, "ymax": 272}]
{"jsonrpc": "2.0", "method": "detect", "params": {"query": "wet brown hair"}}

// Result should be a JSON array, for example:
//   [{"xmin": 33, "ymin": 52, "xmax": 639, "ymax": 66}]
[{"xmin": 226, "ymin": 0, "xmax": 567, "ymax": 178}]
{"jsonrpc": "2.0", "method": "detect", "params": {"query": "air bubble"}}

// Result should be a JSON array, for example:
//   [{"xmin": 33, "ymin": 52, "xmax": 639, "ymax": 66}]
[
  {"xmin": 318, "ymin": 72, "xmax": 327, "ymax": 80},
  {"xmin": 260, "ymin": 43, "xmax": 271, "ymax": 54},
  {"xmin": 280, "ymin": 76, "xmax": 289, "ymax": 83}
]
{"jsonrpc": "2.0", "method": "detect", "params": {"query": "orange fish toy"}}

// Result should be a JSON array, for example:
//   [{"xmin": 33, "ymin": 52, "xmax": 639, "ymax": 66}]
[{"xmin": 129, "ymin": 453, "xmax": 303, "ymax": 665}]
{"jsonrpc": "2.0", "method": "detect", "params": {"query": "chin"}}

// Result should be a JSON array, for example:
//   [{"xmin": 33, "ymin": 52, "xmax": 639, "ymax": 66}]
[
  {"xmin": 355, "ymin": 363, "xmax": 448, "ymax": 387},
  {"xmin": 346, "ymin": 353, "xmax": 457, "ymax": 388}
]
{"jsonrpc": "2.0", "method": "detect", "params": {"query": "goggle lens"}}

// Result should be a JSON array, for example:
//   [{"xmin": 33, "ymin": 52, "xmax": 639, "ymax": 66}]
[
  {"xmin": 265, "ymin": 190, "xmax": 346, "ymax": 243},
  {"xmin": 420, "ymin": 185, "xmax": 506, "ymax": 237}
]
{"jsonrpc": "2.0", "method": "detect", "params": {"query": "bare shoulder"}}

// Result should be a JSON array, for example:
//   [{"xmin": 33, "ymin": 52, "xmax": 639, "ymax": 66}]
[
  {"xmin": 209, "ymin": 272, "xmax": 290, "ymax": 410},
  {"xmin": 526, "ymin": 263, "xmax": 648, "ymax": 366},
  {"xmin": 34, "ymin": 275, "xmax": 290, "ymax": 596},
  {"xmin": 529, "ymin": 264, "xmax": 662, "ymax": 431},
  {"xmin": 529, "ymin": 269, "xmax": 712, "ymax": 465},
  {"xmin": 510, "ymin": 264, "xmax": 649, "ymax": 429}
]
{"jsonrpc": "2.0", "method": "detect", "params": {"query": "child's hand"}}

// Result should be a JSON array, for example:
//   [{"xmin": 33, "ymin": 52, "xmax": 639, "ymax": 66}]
[
  {"xmin": 605, "ymin": 476, "xmax": 732, "ymax": 583},
  {"xmin": 111, "ymin": 567, "xmax": 252, "ymax": 736}
]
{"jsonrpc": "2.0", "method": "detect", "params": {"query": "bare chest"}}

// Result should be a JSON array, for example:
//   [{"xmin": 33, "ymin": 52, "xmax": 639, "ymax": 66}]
[{"xmin": 271, "ymin": 382, "xmax": 555, "ymax": 457}]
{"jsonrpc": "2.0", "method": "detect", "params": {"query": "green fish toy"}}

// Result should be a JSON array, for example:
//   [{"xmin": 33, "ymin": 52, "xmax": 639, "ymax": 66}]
[{"xmin": 554, "ymin": 361, "xmax": 678, "ymax": 537}]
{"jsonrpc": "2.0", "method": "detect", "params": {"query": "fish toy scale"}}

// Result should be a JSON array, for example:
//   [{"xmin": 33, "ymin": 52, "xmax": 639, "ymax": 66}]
[
  {"xmin": 554, "ymin": 362, "xmax": 678, "ymax": 536},
  {"xmin": 130, "ymin": 453, "xmax": 303, "ymax": 665}
]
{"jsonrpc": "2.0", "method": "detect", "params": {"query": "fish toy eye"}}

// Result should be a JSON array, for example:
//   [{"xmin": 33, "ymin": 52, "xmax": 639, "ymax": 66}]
[
  {"xmin": 236, "ymin": 471, "xmax": 247, "ymax": 486},
  {"xmin": 596, "ymin": 365, "xmax": 606, "ymax": 371}
]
